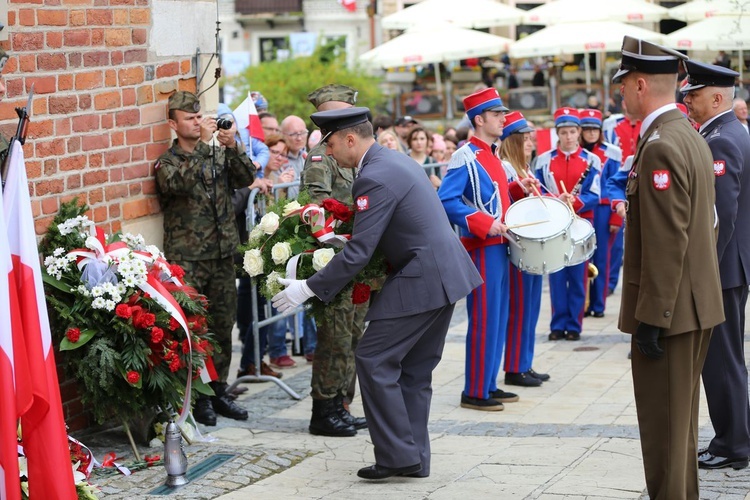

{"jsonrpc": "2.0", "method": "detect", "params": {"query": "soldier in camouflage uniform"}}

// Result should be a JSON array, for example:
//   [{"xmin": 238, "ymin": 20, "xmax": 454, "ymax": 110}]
[
  {"xmin": 155, "ymin": 91, "xmax": 253, "ymax": 426},
  {"xmin": 301, "ymin": 85, "xmax": 369, "ymax": 437}
]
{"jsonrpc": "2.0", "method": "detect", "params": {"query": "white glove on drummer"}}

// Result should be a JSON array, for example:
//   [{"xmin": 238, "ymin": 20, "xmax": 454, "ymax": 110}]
[{"xmin": 272, "ymin": 278, "xmax": 316, "ymax": 312}]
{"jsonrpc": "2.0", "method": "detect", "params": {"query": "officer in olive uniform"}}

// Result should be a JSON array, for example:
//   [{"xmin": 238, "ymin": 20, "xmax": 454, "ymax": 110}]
[
  {"xmin": 155, "ymin": 91, "xmax": 254, "ymax": 426},
  {"xmin": 614, "ymin": 38, "xmax": 724, "ymax": 499},
  {"xmin": 301, "ymin": 84, "xmax": 368, "ymax": 437}
]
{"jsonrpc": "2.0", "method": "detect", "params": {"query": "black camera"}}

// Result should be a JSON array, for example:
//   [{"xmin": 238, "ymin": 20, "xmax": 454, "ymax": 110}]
[{"xmin": 216, "ymin": 117, "xmax": 233, "ymax": 130}]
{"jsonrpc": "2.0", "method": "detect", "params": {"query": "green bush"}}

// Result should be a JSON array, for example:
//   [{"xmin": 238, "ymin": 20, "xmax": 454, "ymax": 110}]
[{"xmin": 225, "ymin": 37, "xmax": 386, "ymax": 127}]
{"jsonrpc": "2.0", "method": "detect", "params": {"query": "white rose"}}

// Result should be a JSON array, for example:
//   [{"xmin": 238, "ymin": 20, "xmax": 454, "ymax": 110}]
[
  {"xmin": 271, "ymin": 242, "xmax": 293, "ymax": 265},
  {"xmin": 282, "ymin": 201, "xmax": 302, "ymax": 217},
  {"xmin": 312, "ymin": 248, "xmax": 336, "ymax": 271},
  {"xmin": 243, "ymin": 249, "xmax": 265, "ymax": 277},
  {"xmin": 248, "ymin": 226, "xmax": 265, "ymax": 245},
  {"xmin": 258, "ymin": 212, "xmax": 280, "ymax": 234}
]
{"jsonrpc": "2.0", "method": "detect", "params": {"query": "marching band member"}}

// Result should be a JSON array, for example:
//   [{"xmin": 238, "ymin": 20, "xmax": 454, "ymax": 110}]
[
  {"xmin": 579, "ymin": 109, "xmax": 623, "ymax": 318},
  {"xmin": 534, "ymin": 107, "xmax": 602, "ymax": 341},
  {"xmin": 499, "ymin": 111, "xmax": 549, "ymax": 388},
  {"xmin": 438, "ymin": 89, "xmax": 538, "ymax": 411}
]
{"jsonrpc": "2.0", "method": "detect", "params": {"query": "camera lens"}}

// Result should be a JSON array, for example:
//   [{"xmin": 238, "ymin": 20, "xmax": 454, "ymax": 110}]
[{"xmin": 216, "ymin": 117, "xmax": 233, "ymax": 130}]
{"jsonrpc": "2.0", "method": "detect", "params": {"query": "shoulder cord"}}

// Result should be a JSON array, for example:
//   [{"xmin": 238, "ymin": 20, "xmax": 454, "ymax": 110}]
[{"xmin": 466, "ymin": 155, "xmax": 501, "ymax": 219}]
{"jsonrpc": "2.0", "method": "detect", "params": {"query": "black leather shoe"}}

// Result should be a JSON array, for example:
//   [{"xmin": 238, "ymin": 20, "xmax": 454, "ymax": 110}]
[
  {"xmin": 310, "ymin": 399, "xmax": 357, "ymax": 437},
  {"xmin": 548, "ymin": 330, "xmax": 565, "ymax": 341},
  {"xmin": 698, "ymin": 451, "xmax": 749, "ymax": 470},
  {"xmin": 193, "ymin": 397, "xmax": 216, "ymax": 426},
  {"xmin": 357, "ymin": 463, "xmax": 422, "ymax": 480},
  {"xmin": 591, "ymin": 311, "xmax": 604, "ymax": 318},
  {"xmin": 212, "ymin": 394, "xmax": 249, "ymax": 421},
  {"xmin": 490, "ymin": 388, "xmax": 519, "ymax": 403},
  {"xmin": 461, "ymin": 393, "xmax": 504, "ymax": 411},
  {"xmin": 505, "ymin": 371, "xmax": 542, "ymax": 387},
  {"xmin": 565, "ymin": 331, "xmax": 581, "ymax": 341},
  {"xmin": 528, "ymin": 368, "xmax": 550, "ymax": 381}
]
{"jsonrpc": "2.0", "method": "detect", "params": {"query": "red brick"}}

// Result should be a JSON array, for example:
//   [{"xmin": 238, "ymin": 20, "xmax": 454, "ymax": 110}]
[
  {"xmin": 58, "ymin": 73, "xmax": 73, "ymax": 91},
  {"xmin": 129, "ymin": 8, "xmax": 149, "ymax": 24},
  {"xmin": 28, "ymin": 119, "xmax": 54, "ymax": 139},
  {"xmin": 177, "ymin": 79, "xmax": 196, "ymax": 93},
  {"xmin": 123, "ymin": 198, "xmax": 149, "ymax": 220},
  {"xmin": 118, "ymin": 67, "xmax": 143, "ymax": 86},
  {"xmin": 45, "ymin": 0, "xmax": 62, "ymax": 5},
  {"xmin": 67, "ymin": 136, "xmax": 81, "ymax": 153},
  {"xmin": 78, "ymin": 94, "xmax": 91, "ymax": 110},
  {"xmin": 109, "ymin": 203, "xmax": 121, "ymax": 220},
  {"xmin": 56, "ymin": 117, "xmax": 71, "ymax": 135},
  {"xmin": 111, "ymin": 130, "xmax": 124, "ymax": 146},
  {"xmin": 124, "ymin": 49, "xmax": 147, "ymax": 64},
  {"xmin": 33, "ymin": 98, "xmax": 49, "ymax": 116},
  {"xmin": 27, "ymin": 75, "xmax": 56, "ymax": 94},
  {"xmin": 83, "ymin": 51, "xmax": 109, "ymax": 67},
  {"xmin": 62, "ymin": 0, "xmax": 95, "ymax": 5},
  {"xmin": 136, "ymin": 85, "xmax": 153, "ymax": 105},
  {"xmin": 6, "ymin": 11, "xmax": 15, "ymax": 26},
  {"xmin": 35, "ymin": 138, "xmax": 65, "ymax": 157},
  {"xmin": 88, "ymin": 187, "xmax": 103, "ymax": 204},
  {"xmin": 180, "ymin": 60, "xmax": 192, "ymax": 75},
  {"xmin": 131, "ymin": 145, "xmax": 144, "ymax": 161},
  {"xmin": 37, "ymin": 53, "xmax": 67, "ymax": 71},
  {"xmin": 18, "ymin": 9, "xmax": 35, "ymax": 26},
  {"xmin": 66, "ymin": 173, "xmax": 82, "ymax": 190},
  {"xmin": 81, "ymin": 134, "xmax": 110, "ymax": 151},
  {"xmin": 109, "ymin": 167, "xmax": 123, "ymax": 182},
  {"xmin": 26, "ymin": 160, "xmax": 42, "ymax": 179},
  {"xmin": 146, "ymin": 143, "xmax": 168, "ymax": 161},
  {"xmin": 89, "ymin": 153, "xmax": 103, "ymax": 168},
  {"xmin": 104, "ymin": 148, "xmax": 130, "ymax": 166},
  {"xmin": 152, "ymin": 123, "xmax": 171, "ymax": 142},
  {"xmin": 83, "ymin": 169, "xmax": 108, "ymax": 186},
  {"xmin": 35, "ymin": 216, "xmax": 55, "ymax": 237},
  {"xmin": 111, "ymin": 0, "xmax": 135, "ymax": 5},
  {"xmin": 48, "ymin": 96, "xmax": 77, "ymax": 114},
  {"xmin": 101, "ymin": 112, "xmax": 113, "ymax": 129},
  {"xmin": 64, "ymin": 29, "xmax": 91, "ymax": 47},
  {"xmin": 110, "ymin": 50, "xmax": 123, "ymax": 66},
  {"xmin": 122, "ymin": 88, "xmax": 135, "ymax": 106},
  {"xmin": 71, "ymin": 114, "xmax": 99, "ymax": 132},
  {"xmin": 75, "ymin": 70, "xmax": 103, "ymax": 90},
  {"xmin": 86, "ymin": 8, "xmax": 112, "ymax": 25},
  {"xmin": 142, "ymin": 179, "xmax": 157, "ymax": 195},
  {"xmin": 92, "ymin": 206, "xmax": 107, "ymax": 223},
  {"xmin": 132, "ymin": 28, "xmax": 147, "ymax": 45},
  {"xmin": 115, "ymin": 108, "xmax": 139, "ymax": 127},
  {"xmin": 68, "ymin": 52, "xmax": 82, "ymax": 68},
  {"xmin": 59, "ymin": 155, "xmax": 86, "ymax": 171},
  {"xmin": 105, "ymin": 184, "xmax": 128, "ymax": 201},
  {"xmin": 113, "ymin": 8, "xmax": 128, "ymax": 24},
  {"xmin": 35, "ymin": 179, "xmax": 64, "ymax": 195},
  {"xmin": 126, "ymin": 127, "xmax": 150, "ymax": 145},
  {"xmin": 128, "ymin": 182, "xmax": 141, "ymax": 196},
  {"xmin": 44, "ymin": 159, "xmax": 57, "ymax": 176},
  {"xmin": 46, "ymin": 31, "xmax": 63, "ymax": 48},
  {"xmin": 156, "ymin": 62, "xmax": 179, "ymax": 78},
  {"xmin": 104, "ymin": 28, "xmax": 130, "ymax": 47},
  {"xmin": 104, "ymin": 69, "xmax": 117, "ymax": 86},
  {"xmin": 19, "ymin": 54, "xmax": 35, "ymax": 72},
  {"xmin": 141, "ymin": 102, "xmax": 165, "ymax": 125},
  {"xmin": 124, "ymin": 162, "xmax": 149, "ymax": 180},
  {"xmin": 91, "ymin": 28, "xmax": 104, "ymax": 46},
  {"xmin": 69, "ymin": 9, "xmax": 85, "ymax": 26},
  {"xmin": 94, "ymin": 90, "xmax": 121, "ymax": 110},
  {"xmin": 41, "ymin": 195, "xmax": 59, "ymax": 215},
  {"xmin": 5, "ymin": 79, "xmax": 23, "ymax": 99},
  {"xmin": 38, "ymin": 9, "xmax": 67, "ymax": 25}
]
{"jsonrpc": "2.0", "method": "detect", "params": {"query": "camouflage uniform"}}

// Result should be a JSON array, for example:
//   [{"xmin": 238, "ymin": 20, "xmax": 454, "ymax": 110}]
[
  {"xmin": 302, "ymin": 85, "xmax": 369, "ymax": 402},
  {"xmin": 155, "ymin": 96, "xmax": 254, "ymax": 383}
]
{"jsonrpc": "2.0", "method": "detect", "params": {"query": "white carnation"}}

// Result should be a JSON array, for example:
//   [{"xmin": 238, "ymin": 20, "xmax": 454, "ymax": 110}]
[
  {"xmin": 91, "ymin": 297, "xmax": 106, "ymax": 309},
  {"xmin": 258, "ymin": 212, "xmax": 280, "ymax": 235},
  {"xmin": 243, "ymin": 249, "xmax": 265, "ymax": 277},
  {"xmin": 282, "ymin": 201, "xmax": 302, "ymax": 217},
  {"xmin": 271, "ymin": 242, "xmax": 293, "ymax": 265},
  {"xmin": 312, "ymin": 248, "xmax": 336, "ymax": 271}
]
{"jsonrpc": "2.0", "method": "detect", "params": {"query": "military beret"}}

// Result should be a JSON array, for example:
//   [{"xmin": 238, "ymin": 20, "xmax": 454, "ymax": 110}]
[
  {"xmin": 681, "ymin": 60, "xmax": 739, "ymax": 92},
  {"xmin": 307, "ymin": 84, "xmax": 358, "ymax": 109},
  {"xmin": 0, "ymin": 49, "xmax": 8, "ymax": 73},
  {"xmin": 168, "ymin": 91, "xmax": 201, "ymax": 113},
  {"xmin": 310, "ymin": 106, "xmax": 370, "ymax": 143},
  {"xmin": 613, "ymin": 36, "xmax": 687, "ymax": 83}
]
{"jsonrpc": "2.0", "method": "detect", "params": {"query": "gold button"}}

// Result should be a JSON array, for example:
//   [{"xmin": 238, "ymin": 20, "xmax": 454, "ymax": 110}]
[{"xmin": 664, "ymin": 311, "xmax": 671, "ymax": 317}]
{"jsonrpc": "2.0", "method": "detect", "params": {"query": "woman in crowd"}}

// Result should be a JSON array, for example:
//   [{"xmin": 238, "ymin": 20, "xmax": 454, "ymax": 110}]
[
  {"xmin": 408, "ymin": 126, "xmax": 441, "ymax": 189},
  {"xmin": 377, "ymin": 128, "xmax": 405, "ymax": 153},
  {"xmin": 263, "ymin": 134, "xmax": 296, "ymax": 199}
]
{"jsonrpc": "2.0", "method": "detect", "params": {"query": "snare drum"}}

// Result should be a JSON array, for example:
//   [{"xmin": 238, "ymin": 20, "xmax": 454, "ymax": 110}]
[
  {"xmin": 505, "ymin": 196, "xmax": 574, "ymax": 275},
  {"xmin": 567, "ymin": 217, "xmax": 596, "ymax": 266}
]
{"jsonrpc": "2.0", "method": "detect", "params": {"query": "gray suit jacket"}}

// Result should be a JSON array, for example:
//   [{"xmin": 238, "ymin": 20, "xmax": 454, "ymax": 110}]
[
  {"xmin": 307, "ymin": 142, "xmax": 483, "ymax": 321},
  {"xmin": 702, "ymin": 111, "xmax": 750, "ymax": 289}
]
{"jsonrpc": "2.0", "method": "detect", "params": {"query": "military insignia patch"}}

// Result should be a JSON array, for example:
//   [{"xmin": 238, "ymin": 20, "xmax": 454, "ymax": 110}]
[
  {"xmin": 713, "ymin": 160, "xmax": 726, "ymax": 176},
  {"xmin": 652, "ymin": 170, "xmax": 670, "ymax": 190},
  {"xmin": 647, "ymin": 131, "xmax": 660, "ymax": 142},
  {"xmin": 356, "ymin": 196, "xmax": 369, "ymax": 211},
  {"xmin": 311, "ymin": 155, "xmax": 323, "ymax": 162}
]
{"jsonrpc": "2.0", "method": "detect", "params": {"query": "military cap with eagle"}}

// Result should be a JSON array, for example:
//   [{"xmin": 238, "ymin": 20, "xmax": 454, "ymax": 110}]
[
  {"xmin": 310, "ymin": 106, "xmax": 370, "ymax": 144},
  {"xmin": 681, "ymin": 60, "xmax": 739, "ymax": 92},
  {"xmin": 613, "ymin": 36, "xmax": 688, "ymax": 83}
]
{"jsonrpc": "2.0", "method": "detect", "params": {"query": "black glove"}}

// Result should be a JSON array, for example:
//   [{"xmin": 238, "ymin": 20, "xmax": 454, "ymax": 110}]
[{"xmin": 635, "ymin": 322, "xmax": 664, "ymax": 360}]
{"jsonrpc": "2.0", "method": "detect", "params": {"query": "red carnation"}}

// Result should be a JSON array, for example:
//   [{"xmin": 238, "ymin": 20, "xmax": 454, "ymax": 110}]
[
  {"xmin": 115, "ymin": 304, "xmax": 132, "ymax": 319},
  {"xmin": 169, "ymin": 358, "xmax": 181, "ymax": 372},
  {"xmin": 169, "ymin": 264, "xmax": 185, "ymax": 280},
  {"xmin": 126, "ymin": 371, "xmax": 140, "ymax": 384},
  {"xmin": 134, "ymin": 311, "xmax": 156, "ymax": 329},
  {"xmin": 150, "ymin": 327, "xmax": 164, "ymax": 344},
  {"xmin": 351, "ymin": 283, "xmax": 371, "ymax": 305},
  {"xmin": 66, "ymin": 327, "xmax": 81, "ymax": 343},
  {"xmin": 169, "ymin": 317, "xmax": 180, "ymax": 331},
  {"xmin": 182, "ymin": 339, "xmax": 191, "ymax": 354},
  {"xmin": 322, "ymin": 198, "xmax": 354, "ymax": 223}
]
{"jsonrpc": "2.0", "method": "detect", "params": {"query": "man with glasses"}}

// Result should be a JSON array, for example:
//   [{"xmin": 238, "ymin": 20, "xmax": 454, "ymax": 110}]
[
  {"xmin": 280, "ymin": 115, "xmax": 308, "ymax": 198},
  {"xmin": 260, "ymin": 112, "xmax": 281, "ymax": 136}
]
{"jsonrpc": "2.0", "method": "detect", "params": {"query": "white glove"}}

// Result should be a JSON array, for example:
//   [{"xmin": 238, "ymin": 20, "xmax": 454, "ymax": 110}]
[{"xmin": 272, "ymin": 278, "xmax": 316, "ymax": 312}]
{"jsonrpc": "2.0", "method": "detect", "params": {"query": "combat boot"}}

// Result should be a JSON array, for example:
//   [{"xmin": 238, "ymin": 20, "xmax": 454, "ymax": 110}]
[
  {"xmin": 334, "ymin": 395, "xmax": 367, "ymax": 430},
  {"xmin": 309, "ymin": 399, "xmax": 357, "ymax": 437}
]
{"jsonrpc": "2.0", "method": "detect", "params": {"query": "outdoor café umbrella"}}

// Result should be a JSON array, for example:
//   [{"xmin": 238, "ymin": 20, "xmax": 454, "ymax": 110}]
[
  {"xmin": 522, "ymin": 0, "xmax": 668, "ymax": 25},
  {"xmin": 668, "ymin": 0, "xmax": 750, "ymax": 22},
  {"xmin": 381, "ymin": 0, "xmax": 524, "ymax": 30}
]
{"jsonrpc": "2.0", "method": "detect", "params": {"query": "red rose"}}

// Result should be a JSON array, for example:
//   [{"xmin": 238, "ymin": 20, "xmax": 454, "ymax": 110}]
[
  {"xmin": 150, "ymin": 327, "xmax": 164, "ymax": 344},
  {"xmin": 322, "ymin": 198, "xmax": 354, "ymax": 223},
  {"xmin": 115, "ymin": 304, "xmax": 132, "ymax": 319},
  {"xmin": 126, "ymin": 371, "xmax": 140, "ymax": 384},
  {"xmin": 169, "ymin": 264, "xmax": 185, "ymax": 280},
  {"xmin": 351, "ymin": 283, "xmax": 371, "ymax": 305},
  {"xmin": 66, "ymin": 327, "xmax": 81, "ymax": 343}
]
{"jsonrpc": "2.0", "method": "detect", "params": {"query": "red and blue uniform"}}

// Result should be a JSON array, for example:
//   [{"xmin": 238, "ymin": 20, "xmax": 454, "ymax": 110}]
[
  {"xmin": 439, "ymin": 137, "xmax": 525, "ymax": 400},
  {"xmin": 534, "ymin": 146, "xmax": 601, "ymax": 334}
]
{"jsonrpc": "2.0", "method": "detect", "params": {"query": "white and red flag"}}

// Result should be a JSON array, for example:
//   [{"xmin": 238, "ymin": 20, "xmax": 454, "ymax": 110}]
[
  {"xmin": 3, "ymin": 141, "xmax": 76, "ymax": 500},
  {"xmin": 234, "ymin": 92, "xmax": 265, "ymax": 142},
  {"xmin": 338, "ymin": 0, "xmax": 357, "ymax": 12}
]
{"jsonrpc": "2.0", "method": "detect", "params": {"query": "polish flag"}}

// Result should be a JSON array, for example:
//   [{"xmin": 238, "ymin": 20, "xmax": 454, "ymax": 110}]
[
  {"xmin": 234, "ymin": 93, "xmax": 264, "ymax": 142},
  {"xmin": 3, "ymin": 142, "xmax": 77, "ymax": 500},
  {"xmin": 339, "ymin": 0, "xmax": 357, "ymax": 12},
  {"xmin": 535, "ymin": 128, "xmax": 558, "ymax": 155}
]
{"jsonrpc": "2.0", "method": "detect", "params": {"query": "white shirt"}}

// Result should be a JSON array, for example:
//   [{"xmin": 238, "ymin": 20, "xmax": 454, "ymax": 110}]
[{"xmin": 640, "ymin": 103, "xmax": 677, "ymax": 138}]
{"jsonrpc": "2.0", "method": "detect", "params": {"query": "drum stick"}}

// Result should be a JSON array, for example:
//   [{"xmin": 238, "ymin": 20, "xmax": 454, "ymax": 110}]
[
  {"xmin": 506, "ymin": 219, "xmax": 550, "ymax": 230},
  {"xmin": 500, "ymin": 231, "xmax": 523, "ymax": 250},
  {"xmin": 559, "ymin": 180, "xmax": 576, "ymax": 214},
  {"xmin": 521, "ymin": 170, "xmax": 547, "ymax": 209}
]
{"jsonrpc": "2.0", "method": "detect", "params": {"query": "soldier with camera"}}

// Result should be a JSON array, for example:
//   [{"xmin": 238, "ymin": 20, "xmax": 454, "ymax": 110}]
[{"xmin": 155, "ymin": 91, "xmax": 255, "ymax": 426}]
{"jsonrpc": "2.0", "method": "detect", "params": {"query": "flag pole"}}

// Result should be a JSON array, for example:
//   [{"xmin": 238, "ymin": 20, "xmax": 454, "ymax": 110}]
[{"xmin": 1, "ymin": 84, "xmax": 33, "ymax": 193}]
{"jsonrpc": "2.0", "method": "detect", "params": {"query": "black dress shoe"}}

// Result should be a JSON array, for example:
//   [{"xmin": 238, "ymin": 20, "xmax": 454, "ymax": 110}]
[
  {"xmin": 591, "ymin": 311, "xmax": 604, "ymax": 318},
  {"xmin": 698, "ymin": 451, "xmax": 749, "ymax": 470},
  {"xmin": 461, "ymin": 393, "xmax": 504, "ymax": 411},
  {"xmin": 193, "ymin": 397, "xmax": 217, "ymax": 426},
  {"xmin": 565, "ymin": 331, "xmax": 581, "ymax": 341},
  {"xmin": 212, "ymin": 394, "xmax": 249, "ymax": 421},
  {"xmin": 489, "ymin": 389, "xmax": 519, "ymax": 403},
  {"xmin": 528, "ymin": 368, "xmax": 550, "ymax": 381},
  {"xmin": 548, "ymin": 330, "xmax": 565, "ymax": 341},
  {"xmin": 505, "ymin": 371, "xmax": 542, "ymax": 387},
  {"xmin": 357, "ymin": 463, "xmax": 422, "ymax": 480}
]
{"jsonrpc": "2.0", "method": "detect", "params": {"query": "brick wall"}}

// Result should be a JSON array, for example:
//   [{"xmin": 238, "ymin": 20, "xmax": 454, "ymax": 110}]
[{"xmin": 2, "ymin": 1, "xmax": 197, "ymax": 430}]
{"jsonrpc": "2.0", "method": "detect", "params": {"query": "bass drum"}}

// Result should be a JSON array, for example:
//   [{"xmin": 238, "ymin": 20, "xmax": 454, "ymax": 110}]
[
  {"xmin": 567, "ymin": 217, "xmax": 596, "ymax": 266},
  {"xmin": 505, "ymin": 196, "xmax": 573, "ymax": 275}
]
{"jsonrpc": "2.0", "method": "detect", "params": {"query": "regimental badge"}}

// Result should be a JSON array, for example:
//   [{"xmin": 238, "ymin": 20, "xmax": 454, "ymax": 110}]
[
  {"xmin": 652, "ymin": 170, "xmax": 670, "ymax": 190},
  {"xmin": 311, "ymin": 155, "xmax": 323, "ymax": 162},
  {"xmin": 647, "ymin": 131, "xmax": 660, "ymax": 142},
  {"xmin": 713, "ymin": 160, "xmax": 726, "ymax": 176},
  {"xmin": 356, "ymin": 196, "xmax": 369, "ymax": 211}
]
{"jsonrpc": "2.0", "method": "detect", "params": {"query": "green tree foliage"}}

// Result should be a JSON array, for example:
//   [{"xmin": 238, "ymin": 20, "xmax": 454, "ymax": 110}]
[{"xmin": 226, "ymin": 37, "xmax": 385, "ymax": 127}]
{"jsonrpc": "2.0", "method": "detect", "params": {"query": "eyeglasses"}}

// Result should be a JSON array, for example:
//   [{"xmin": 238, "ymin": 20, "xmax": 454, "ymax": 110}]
[
  {"xmin": 285, "ymin": 130, "xmax": 309, "ymax": 138},
  {"xmin": 269, "ymin": 149, "xmax": 287, "ymax": 157},
  {"xmin": 263, "ymin": 126, "xmax": 281, "ymax": 134}
]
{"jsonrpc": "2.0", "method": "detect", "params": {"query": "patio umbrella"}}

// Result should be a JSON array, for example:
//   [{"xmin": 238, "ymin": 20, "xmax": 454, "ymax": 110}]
[
  {"xmin": 667, "ymin": 0, "xmax": 750, "ymax": 22},
  {"xmin": 381, "ymin": 0, "xmax": 524, "ymax": 30},
  {"xmin": 522, "ymin": 0, "xmax": 668, "ymax": 25}
]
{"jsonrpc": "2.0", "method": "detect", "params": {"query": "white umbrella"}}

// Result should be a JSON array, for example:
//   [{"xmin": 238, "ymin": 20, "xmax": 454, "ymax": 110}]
[
  {"xmin": 667, "ymin": 0, "xmax": 750, "ymax": 22},
  {"xmin": 523, "ymin": 0, "xmax": 668, "ymax": 25},
  {"xmin": 381, "ymin": 0, "xmax": 524, "ymax": 30}
]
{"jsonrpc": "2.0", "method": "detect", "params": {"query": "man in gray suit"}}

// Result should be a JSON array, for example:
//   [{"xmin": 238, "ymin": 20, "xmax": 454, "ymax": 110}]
[
  {"xmin": 273, "ymin": 107, "xmax": 482, "ymax": 480},
  {"xmin": 682, "ymin": 60, "xmax": 750, "ymax": 470}
]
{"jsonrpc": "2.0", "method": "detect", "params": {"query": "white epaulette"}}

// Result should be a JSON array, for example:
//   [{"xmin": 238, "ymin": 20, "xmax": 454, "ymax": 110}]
[{"xmin": 447, "ymin": 144, "xmax": 476, "ymax": 171}]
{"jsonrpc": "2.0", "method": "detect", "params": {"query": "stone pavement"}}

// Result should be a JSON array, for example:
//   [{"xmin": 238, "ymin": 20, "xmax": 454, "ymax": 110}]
[{"xmin": 92, "ymin": 282, "xmax": 750, "ymax": 499}]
